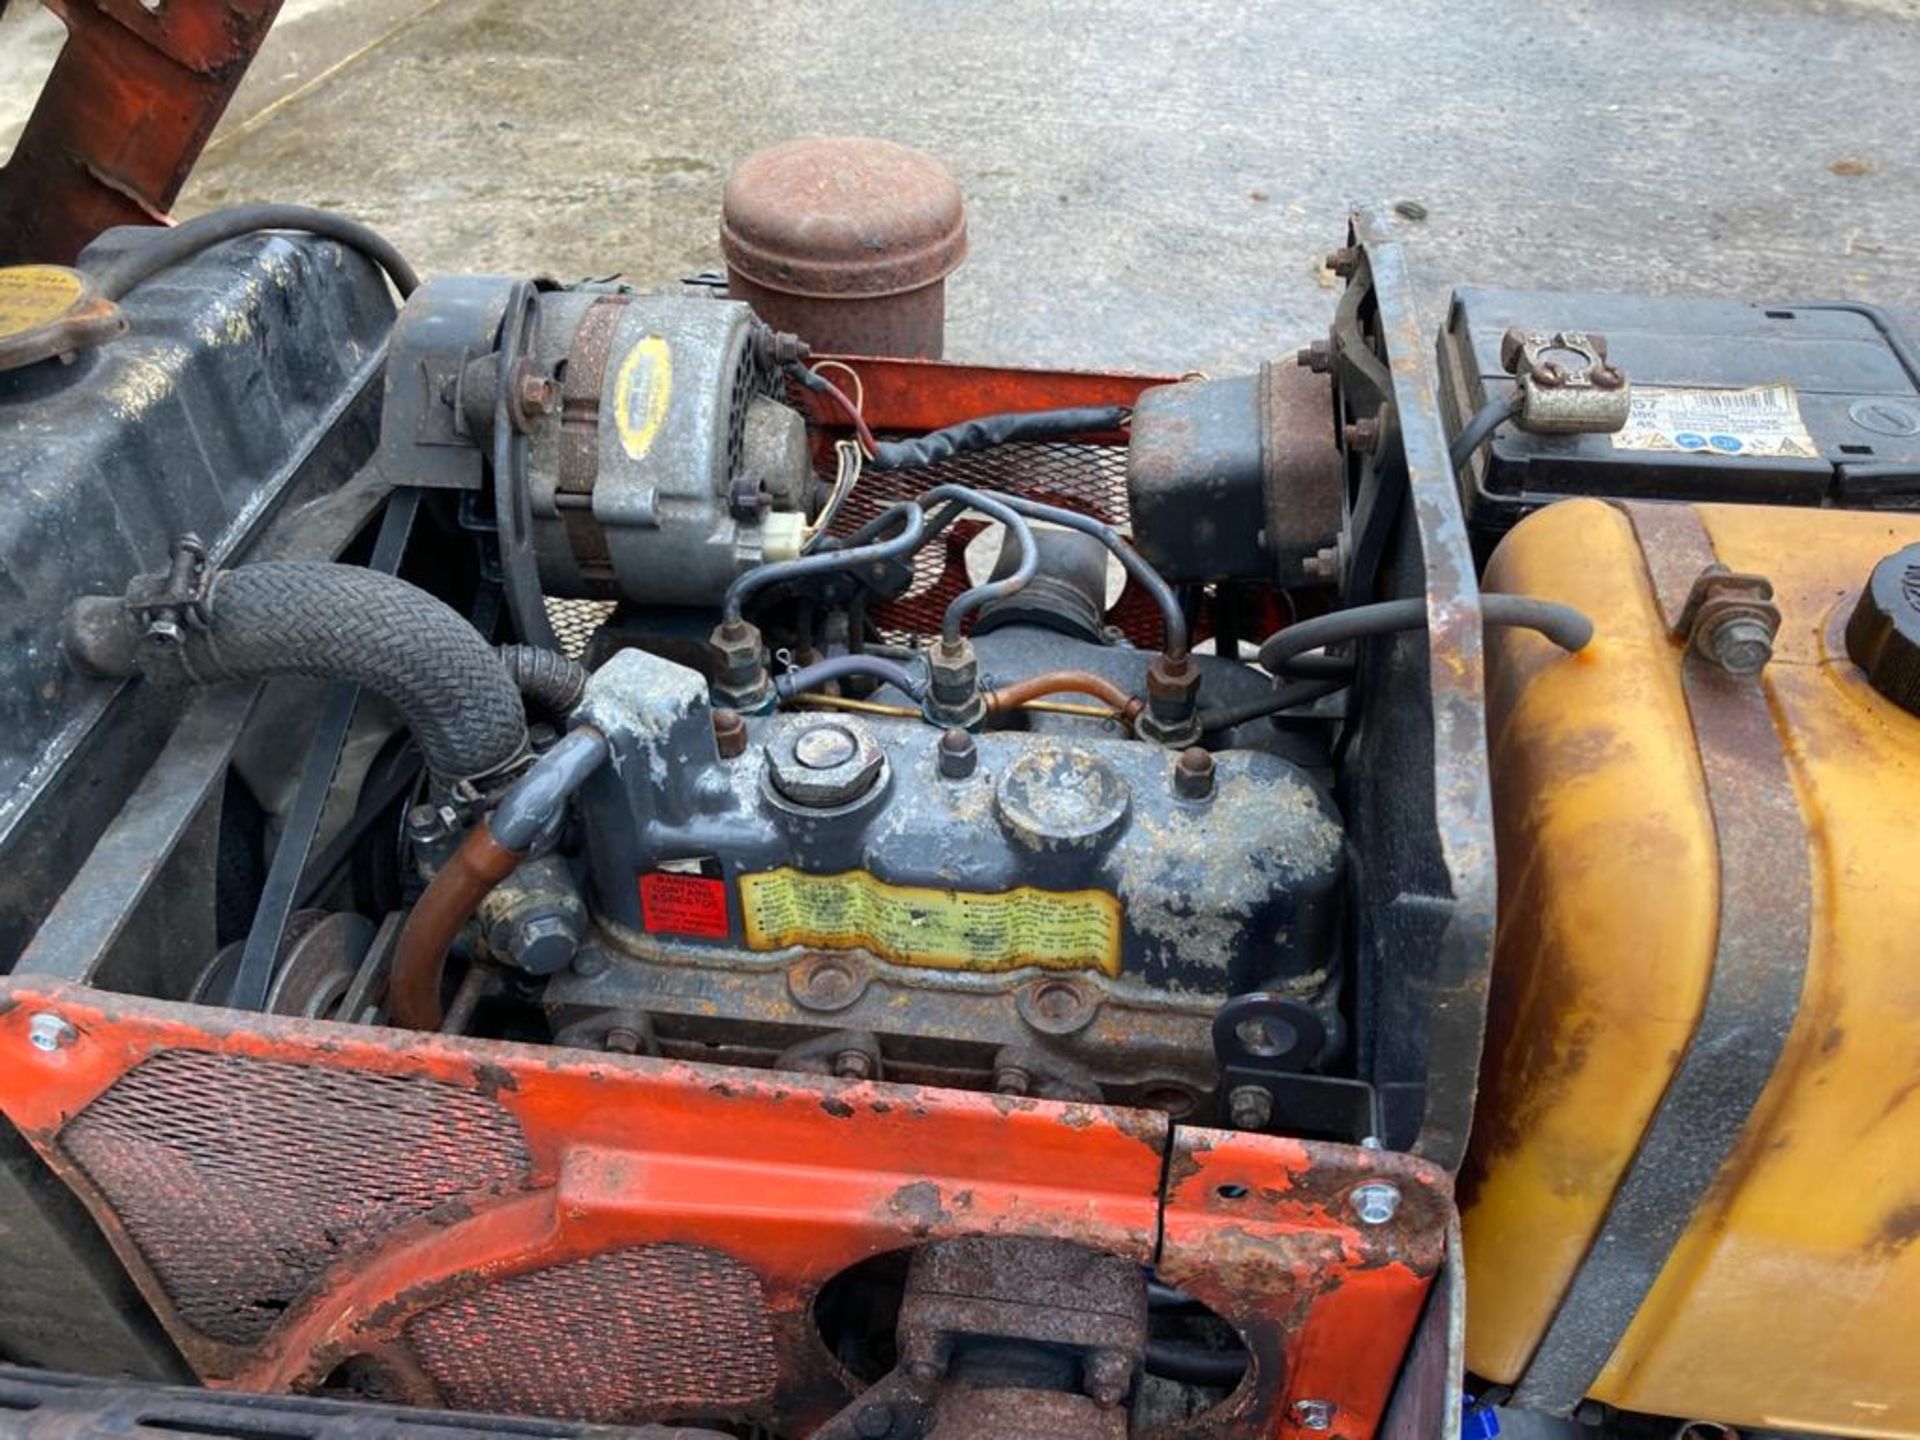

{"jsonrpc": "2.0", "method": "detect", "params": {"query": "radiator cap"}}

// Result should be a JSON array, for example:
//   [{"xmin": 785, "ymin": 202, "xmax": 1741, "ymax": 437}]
[{"xmin": 1844, "ymin": 542, "xmax": 1920, "ymax": 716}]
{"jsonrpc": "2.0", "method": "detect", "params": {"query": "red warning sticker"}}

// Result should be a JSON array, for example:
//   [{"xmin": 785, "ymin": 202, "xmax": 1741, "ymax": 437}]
[{"xmin": 638, "ymin": 870, "xmax": 730, "ymax": 939}]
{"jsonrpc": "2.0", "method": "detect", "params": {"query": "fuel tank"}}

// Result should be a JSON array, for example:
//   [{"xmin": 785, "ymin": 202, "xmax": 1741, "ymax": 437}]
[{"xmin": 1461, "ymin": 497, "xmax": 1920, "ymax": 1435}]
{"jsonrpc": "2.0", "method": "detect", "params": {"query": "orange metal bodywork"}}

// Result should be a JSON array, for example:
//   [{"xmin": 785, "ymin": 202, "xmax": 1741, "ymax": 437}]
[
  {"xmin": 0, "ymin": 0, "xmax": 282, "ymax": 265},
  {"xmin": 0, "ymin": 979, "xmax": 1449, "ymax": 1438}
]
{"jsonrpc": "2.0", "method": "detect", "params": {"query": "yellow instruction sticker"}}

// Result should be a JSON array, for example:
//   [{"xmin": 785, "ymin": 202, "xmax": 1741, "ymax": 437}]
[
  {"xmin": 738, "ymin": 868, "xmax": 1122, "ymax": 976},
  {"xmin": 0, "ymin": 265, "xmax": 85, "ymax": 338},
  {"xmin": 613, "ymin": 335, "xmax": 672, "ymax": 459}
]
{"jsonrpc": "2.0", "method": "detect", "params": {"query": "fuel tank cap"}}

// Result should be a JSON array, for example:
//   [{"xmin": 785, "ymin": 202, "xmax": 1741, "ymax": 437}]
[{"xmin": 1844, "ymin": 542, "xmax": 1920, "ymax": 716}]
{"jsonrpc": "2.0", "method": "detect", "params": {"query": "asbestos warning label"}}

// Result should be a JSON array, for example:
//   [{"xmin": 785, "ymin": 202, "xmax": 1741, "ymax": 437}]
[
  {"xmin": 1610, "ymin": 382, "xmax": 1819, "ymax": 458},
  {"xmin": 737, "ymin": 868, "xmax": 1122, "ymax": 975}
]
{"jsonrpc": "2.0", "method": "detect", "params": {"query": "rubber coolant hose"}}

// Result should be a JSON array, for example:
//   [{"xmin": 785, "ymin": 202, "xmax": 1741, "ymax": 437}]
[
  {"xmin": 65, "ymin": 563, "xmax": 527, "ymax": 788},
  {"xmin": 498, "ymin": 644, "xmax": 590, "ymax": 716}
]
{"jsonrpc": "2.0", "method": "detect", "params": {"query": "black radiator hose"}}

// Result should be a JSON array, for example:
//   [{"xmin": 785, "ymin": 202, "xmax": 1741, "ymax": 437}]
[
  {"xmin": 498, "ymin": 644, "xmax": 590, "ymax": 717},
  {"xmin": 65, "ymin": 563, "xmax": 527, "ymax": 788}
]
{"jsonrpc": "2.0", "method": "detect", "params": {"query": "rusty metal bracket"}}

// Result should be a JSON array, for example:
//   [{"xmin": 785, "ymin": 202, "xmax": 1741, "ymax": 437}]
[
  {"xmin": 1513, "ymin": 502, "xmax": 1812, "ymax": 1414},
  {"xmin": 1675, "ymin": 565, "xmax": 1782, "ymax": 675},
  {"xmin": 0, "ymin": 0, "xmax": 284, "ymax": 265}
]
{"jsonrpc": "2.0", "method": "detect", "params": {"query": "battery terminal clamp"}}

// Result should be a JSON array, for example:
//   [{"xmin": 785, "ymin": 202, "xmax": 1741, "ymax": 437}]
[{"xmin": 1499, "ymin": 327, "xmax": 1632, "ymax": 435}]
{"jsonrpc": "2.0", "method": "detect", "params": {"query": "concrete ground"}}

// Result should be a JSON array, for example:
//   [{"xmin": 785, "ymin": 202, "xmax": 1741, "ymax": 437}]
[{"xmin": 5, "ymin": 0, "xmax": 1919, "ymax": 372}]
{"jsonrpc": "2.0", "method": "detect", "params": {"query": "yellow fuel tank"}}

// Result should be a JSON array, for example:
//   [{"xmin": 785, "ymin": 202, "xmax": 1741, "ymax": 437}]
[{"xmin": 1461, "ymin": 497, "xmax": 1920, "ymax": 1436}]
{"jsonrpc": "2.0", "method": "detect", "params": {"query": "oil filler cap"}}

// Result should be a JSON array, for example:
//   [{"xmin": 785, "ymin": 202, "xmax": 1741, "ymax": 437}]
[{"xmin": 1844, "ymin": 542, "xmax": 1920, "ymax": 717}]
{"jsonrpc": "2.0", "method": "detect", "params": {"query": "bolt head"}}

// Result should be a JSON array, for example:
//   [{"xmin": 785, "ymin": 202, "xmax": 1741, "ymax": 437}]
[
  {"xmin": 1228, "ymin": 1084, "xmax": 1273, "ymax": 1131},
  {"xmin": 853, "ymin": 1401, "xmax": 895, "ymax": 1439},
  {"xmin": 1302, "ymin": 544, "xmax": 1341, "ymax": 582},
  {"xmin": 1708, "ymin": 615, "xmax": 1775, "ymax": 675},
  {"xmin": 27, "ymin": 1013, "xmax": 76, "ymax": 1053},
  {"xmin": 510, "ymin": 913, "xmax": 580, "ymax": 975},
  {"xmin": 1292, "ymin": 1399, "xmax": 1336, "ymax": 1431},
  {"xmin": 768, "ymin": 718, "xmax": 886, "ymax": 809},
  {"xmin": 832, "ymin": 1048, "xmax": 874, "ymax": 1081},
  {"xmin": 993, "ymin": 1065, "xmax": 1032, "ymax": 1097},
  {"xmin": 794, "ymin": 725, "xmax": 859, "ymax": 770},
  {"xmin": 1350, "ymin": 1181, "xmax": 1402, "ymax": 1226}
]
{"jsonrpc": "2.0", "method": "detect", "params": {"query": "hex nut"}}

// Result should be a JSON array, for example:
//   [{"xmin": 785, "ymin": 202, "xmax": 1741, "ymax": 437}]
[
  {"xmin": 1173, "ymin": 746, "xmax": 1216, "ymax": 800},
  {"xmin": 709, "ymin": 619, "xmax": 772, "ymax": 710},
  {"xmin": 1292, "ymin": 1399, "xmax": 1337, "ymax": 1431},
  {"xmin": 937, "ymin": 726, "xmax": 978, "ymax": 779},
  {"xmin": 712, "ymin": 708, "xmax": 749, "ymax": 759},
  {"xmin": 27, "ymin": 1013, "xmax": 75, "ymax": 1053},
  {"xmin": 1139, "ymin": 654, "xmax": 1202, "ymax": 747},
  {"xmin": 767, "ymin": 718, "xmax": 887, "ymax": 808},
  {"xmin": 923, "ymin": 637, "xmax": 986, "ymax": 728},
  {"xmin": 1350, "ymin": 1181, "xmax": 1402, "ymax": 1226}
]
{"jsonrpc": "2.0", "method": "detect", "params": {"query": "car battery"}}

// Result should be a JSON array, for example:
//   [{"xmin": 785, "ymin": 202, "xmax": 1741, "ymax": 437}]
[{"xmin": 1438, "ymin": 288, "xmax": 1920, "ymax": 553}]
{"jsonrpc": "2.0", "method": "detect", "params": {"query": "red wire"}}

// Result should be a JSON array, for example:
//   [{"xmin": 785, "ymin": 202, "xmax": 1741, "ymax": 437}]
[{"xmin": 809, "ymin": 370, "xmax": 879, "ymax": 457}]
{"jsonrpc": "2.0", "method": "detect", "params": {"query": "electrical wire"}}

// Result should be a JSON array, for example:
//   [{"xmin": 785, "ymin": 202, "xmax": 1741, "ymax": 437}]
[
  {"xmin": 1448, "ymin": 386, "xmax": 1523, "ymax": 477},
  {"xmin": 787, "ymin": 360, "xmax": 878, "ymax": 456},
  {"xmin": 802, "ymin": 439, "xmax": 865, "ymax": 552},
  {"xmin": 1255, "ymin": 594, "xmax": 1593, "ymax": 678},
  {"xmin": 811, "ymin": 359, "xmax": 867, "ymax": 413}
]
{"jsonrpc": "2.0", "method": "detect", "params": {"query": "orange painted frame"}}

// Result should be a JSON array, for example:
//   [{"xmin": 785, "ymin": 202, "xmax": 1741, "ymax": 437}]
[{"xmin": 0, "ymin": 980, "xmax": 1449, "ymax": 1438}]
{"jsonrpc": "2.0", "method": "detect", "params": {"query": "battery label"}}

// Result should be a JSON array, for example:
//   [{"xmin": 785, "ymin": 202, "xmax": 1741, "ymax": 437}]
[
  {"xmin": 638, "ymin": 869, "xmax": 730, "ymax": 939},
  {"xmin": 737, "ymin": 868, "xmax": 1122, "ymax": 975},
  {"xmin": 1610, "ymin": 382, "xmax": 1818, "ymax": 458}
]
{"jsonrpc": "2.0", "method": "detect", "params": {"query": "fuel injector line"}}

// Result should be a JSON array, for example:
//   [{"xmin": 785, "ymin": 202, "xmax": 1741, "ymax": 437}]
[
  {"xmin": 981, "ymin": 670, "xmax": 1144, "ymax": 724},
  {"xmin": 912, "ymin": 485, "xmax": 1040, "ymax": 642},
  {"xmin": 723, "ymin": 501, "xmax": 927, "ymax": 625},
  {"xmin": 389, "ymin": 727, "xmax": 609, "ymax": 1032},
  {"xmin": 985, "ymin": 491, "xmax": 1188, "ymax": 660}
]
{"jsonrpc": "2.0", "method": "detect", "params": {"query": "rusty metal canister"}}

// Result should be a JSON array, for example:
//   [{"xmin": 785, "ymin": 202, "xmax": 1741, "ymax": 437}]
[{"xmin": 720, "ymin": 136, "xmax": 967, "ymax": 359}]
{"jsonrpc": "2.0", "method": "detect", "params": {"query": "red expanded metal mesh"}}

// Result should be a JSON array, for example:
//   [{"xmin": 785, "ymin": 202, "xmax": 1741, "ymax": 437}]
[
  {"xmin": 405, "ymin": 1245, "xmax": 780, "ymax": 1423},
  {"xmin": 828, "ymin": 440, "xmax": 1168, "ymax": 646},
  {"xmin": 59, "ymin": 1051, "xmax": 532, "ymax": 1345}
]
